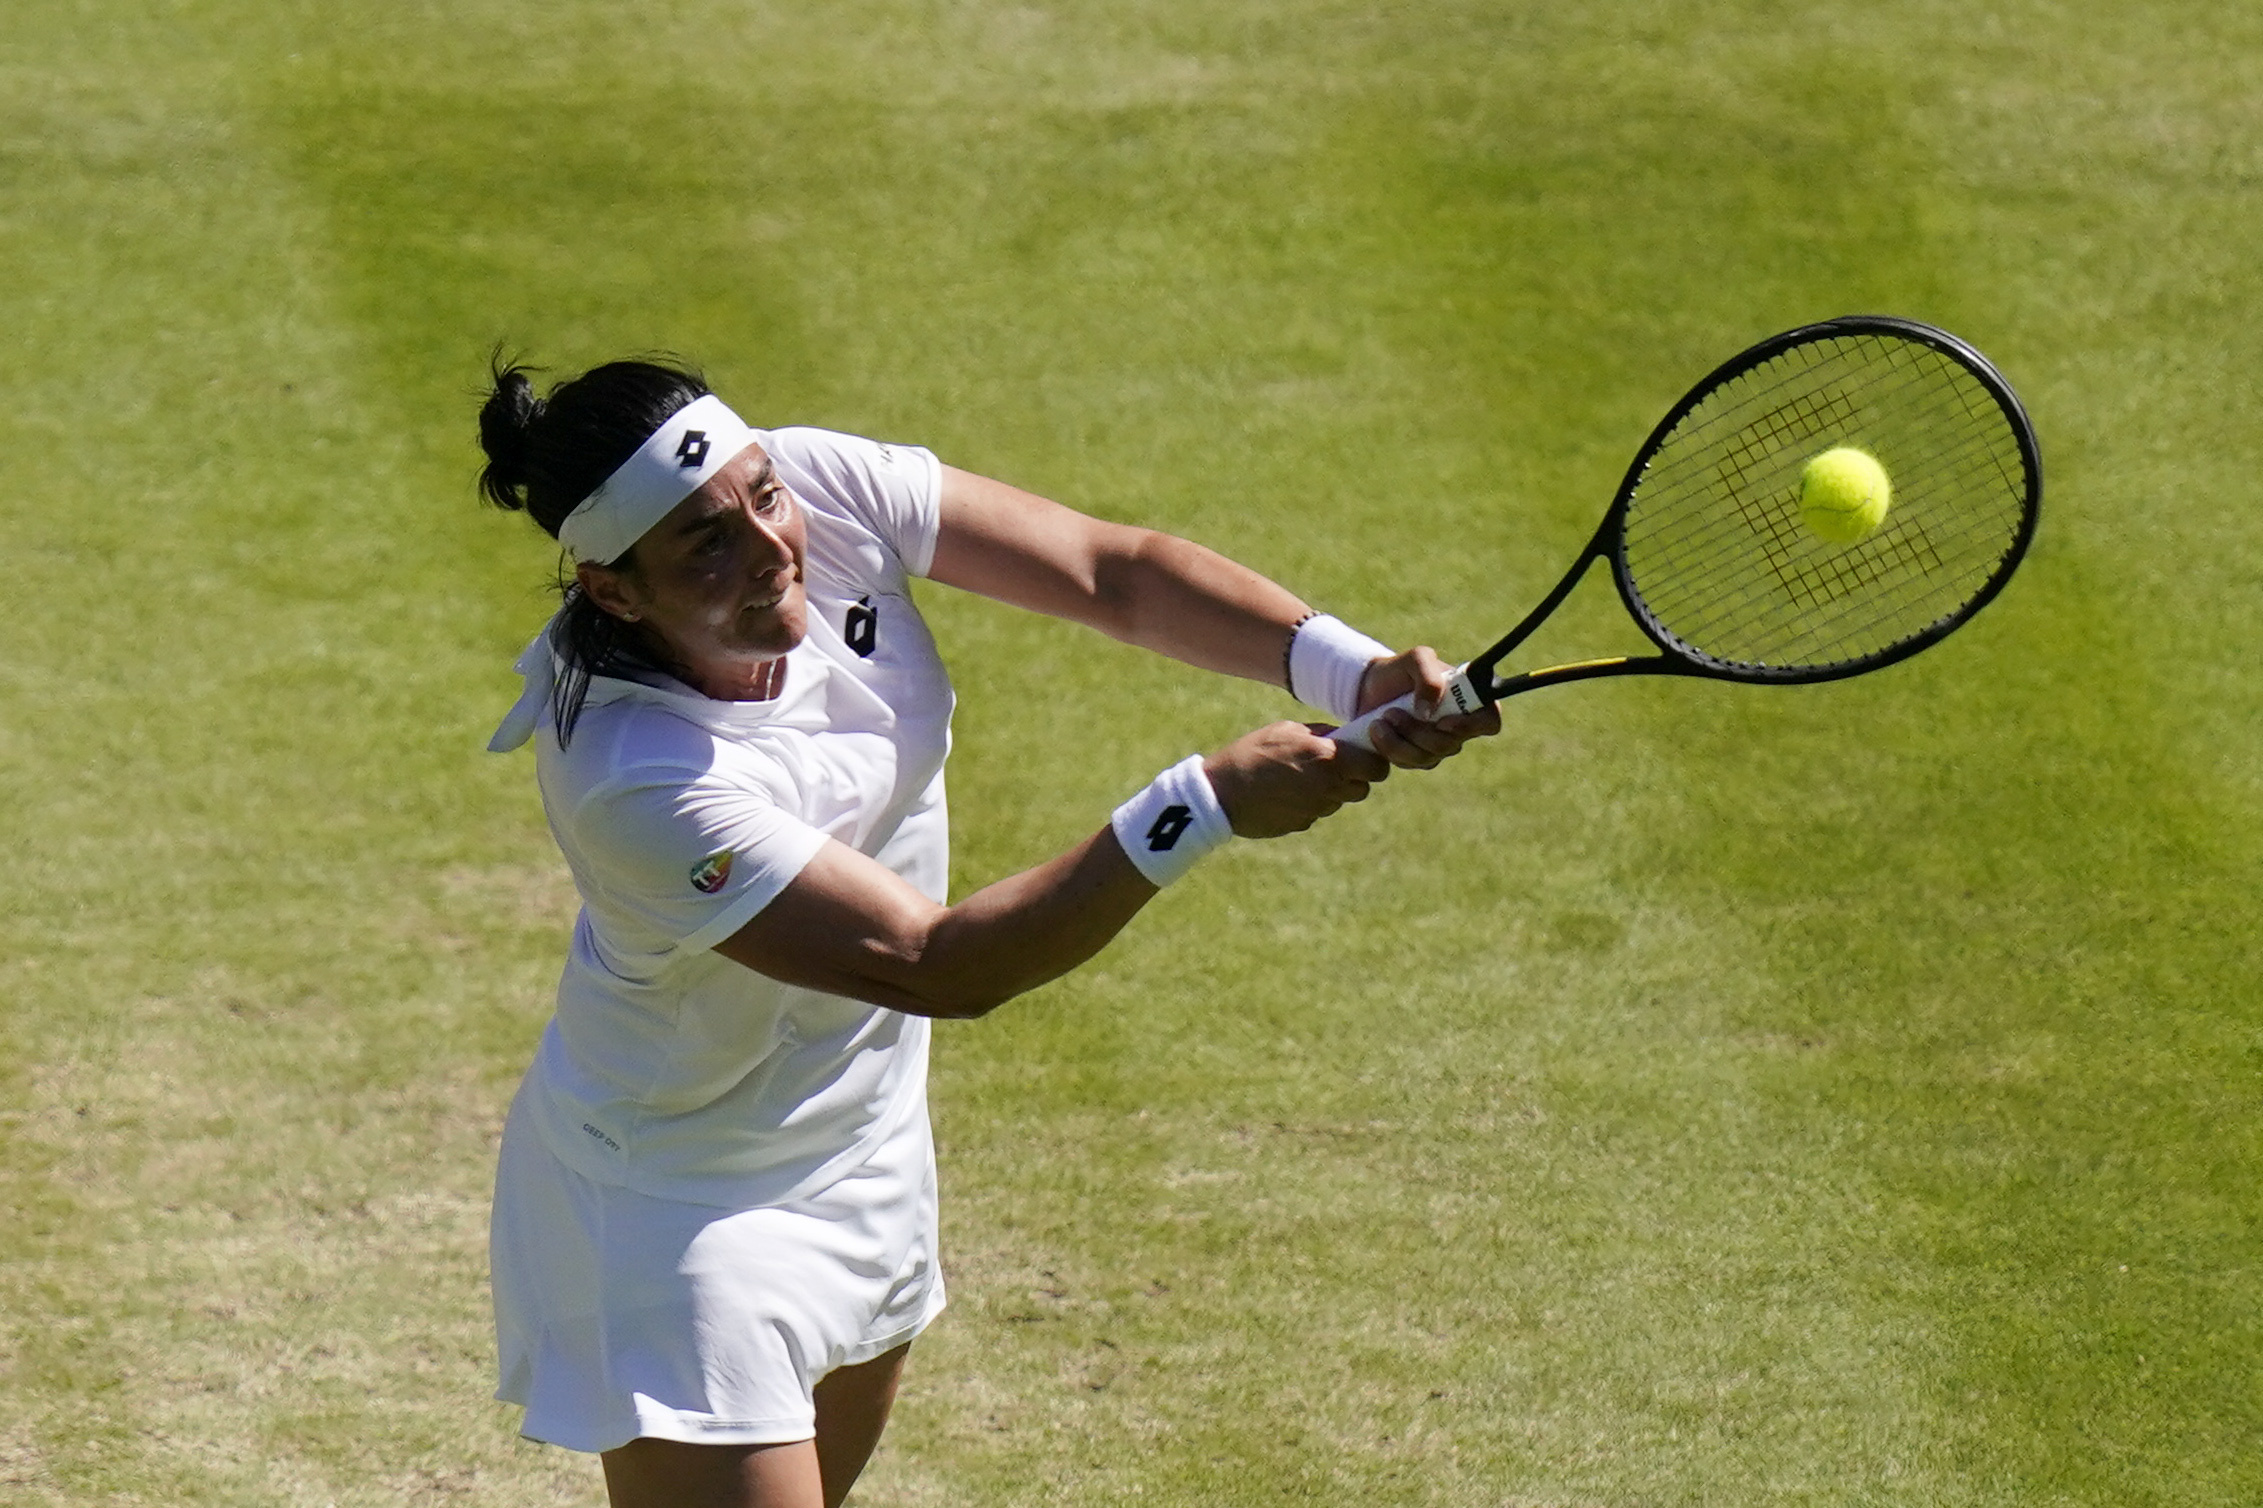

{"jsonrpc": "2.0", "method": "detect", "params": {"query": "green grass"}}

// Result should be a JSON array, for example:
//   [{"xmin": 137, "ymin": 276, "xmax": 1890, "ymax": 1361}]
[{"xmin": 2, "ymin": 1, "xmax": 2258, "ymax": 1503}]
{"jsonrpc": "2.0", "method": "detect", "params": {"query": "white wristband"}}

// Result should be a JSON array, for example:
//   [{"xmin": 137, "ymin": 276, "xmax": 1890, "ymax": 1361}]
[
  {"xmin": 1287, "ymin": 614, "xmax": 1393, "ymax": 722},
  {"xmin": 1110, "ymin": 754, "xmax": 1233, "ymax": 888}
]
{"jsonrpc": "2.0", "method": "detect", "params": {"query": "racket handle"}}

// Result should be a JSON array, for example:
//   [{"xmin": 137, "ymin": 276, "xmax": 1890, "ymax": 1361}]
[
  {"xmin": 1329, "ymin": 694, "xmax": 1415, "ymax": 751},
  {"xmin": 1328, "ymin": 664, "xmax": 1484, "ymax": 751}
]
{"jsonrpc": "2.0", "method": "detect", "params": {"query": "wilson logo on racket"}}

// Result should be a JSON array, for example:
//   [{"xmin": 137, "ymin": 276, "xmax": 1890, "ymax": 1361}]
[
  {"xmin": 689, "ymin": 850, "xmax": 734, "ymax": 894},
  {"xmin": 1145, "ymin": 806, "xmax": 1194, "ymax": 851}
]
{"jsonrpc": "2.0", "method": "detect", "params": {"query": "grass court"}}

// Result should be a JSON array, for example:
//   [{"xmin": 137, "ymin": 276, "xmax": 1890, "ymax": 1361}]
[{"xmin": 1, "ymin": 1, "xmax": 2257, "ymax": 1502}]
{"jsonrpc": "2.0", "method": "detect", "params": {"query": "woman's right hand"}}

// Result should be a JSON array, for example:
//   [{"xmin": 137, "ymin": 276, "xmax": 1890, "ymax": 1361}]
[
  {"xmin": 1202, "ymin": 721, "xmax": 1389, "ymax": 839},
  {"xmin": 717, "ymin": 722, "xmax": 1388, "ymax": 1019}
]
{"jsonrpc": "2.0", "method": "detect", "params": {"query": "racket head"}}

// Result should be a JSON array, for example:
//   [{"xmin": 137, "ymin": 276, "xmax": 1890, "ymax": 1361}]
[{"xmin": 1595, "ymin": 316, "xmax": 2041, "ymax": 686}]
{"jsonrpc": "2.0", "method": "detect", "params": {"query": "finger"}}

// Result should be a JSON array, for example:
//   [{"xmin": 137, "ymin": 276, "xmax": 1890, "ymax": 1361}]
[
  {"xmin": 1403, "ymin": 646, "xmax": 1455, "ymax": 720},
  {"xmin": 1433, "ymin": 707, "xmax": 1503, "ymax": 740},
  {"xmin": 1384, "ymin": 707, "xmax": 1472, "ymax": 762},
  {"xmin": 1367, "ymin": 710, "xmax": 1445, "ymax": 770},
  {"xmin": 1302, "ymin": 722, "xmax": 1382, "ymax": 773},
  {"xmin": 1328, "ymin": 740, "xmax": 1391, "ymax": 782}
]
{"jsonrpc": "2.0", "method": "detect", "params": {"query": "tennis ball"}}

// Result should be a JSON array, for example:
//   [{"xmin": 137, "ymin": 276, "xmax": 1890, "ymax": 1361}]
[{"xmin": 1799, "ymin": 447, "xmax": 1892, "ymax": 544}]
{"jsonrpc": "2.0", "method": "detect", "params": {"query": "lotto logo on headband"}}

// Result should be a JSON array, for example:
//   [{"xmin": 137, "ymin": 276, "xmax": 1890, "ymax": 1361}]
[{"xmin": 557, "ymin": 394, "xmax": 759, "ymax": 564}]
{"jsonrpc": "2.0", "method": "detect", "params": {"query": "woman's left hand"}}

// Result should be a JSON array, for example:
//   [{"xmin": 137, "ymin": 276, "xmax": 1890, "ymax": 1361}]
[{"xmin": 1351, "ymin": 646, "xmax": 1503, "ymax": 770}]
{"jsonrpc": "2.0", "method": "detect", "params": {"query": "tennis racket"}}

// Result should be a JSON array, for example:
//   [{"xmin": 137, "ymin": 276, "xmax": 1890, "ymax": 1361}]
[{"xmin": 1335, "ymin": 314, "xmax": 2041, "ymax": 748}]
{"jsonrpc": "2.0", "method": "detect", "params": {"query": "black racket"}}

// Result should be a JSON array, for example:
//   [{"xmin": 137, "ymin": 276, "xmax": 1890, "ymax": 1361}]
[{"xmin": 1335, "ymin": 315, "xmax": 2041, "ymax": 747}]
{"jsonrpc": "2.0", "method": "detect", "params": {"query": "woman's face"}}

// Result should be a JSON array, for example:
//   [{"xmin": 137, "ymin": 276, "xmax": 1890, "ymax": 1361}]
[{"xmin": 579, "ymin": 442, "xmax": 809, "ymax": 699}]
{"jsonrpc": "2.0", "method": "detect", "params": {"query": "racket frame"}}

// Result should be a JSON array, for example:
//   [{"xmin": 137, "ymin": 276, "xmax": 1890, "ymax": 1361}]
[{"xmin": 1456, "ymin": 315, "xmax": 2042, "ymax": 708}]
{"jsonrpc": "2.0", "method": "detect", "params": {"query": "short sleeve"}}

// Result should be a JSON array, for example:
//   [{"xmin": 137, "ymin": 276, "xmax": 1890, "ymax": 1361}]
[
  {"xmin": 765, "ymin": 427, "xmax": 943, "ymax": 577},
  {"xmin": 567, "ymin": 768, "xmax": 832, "ymax": 955}
]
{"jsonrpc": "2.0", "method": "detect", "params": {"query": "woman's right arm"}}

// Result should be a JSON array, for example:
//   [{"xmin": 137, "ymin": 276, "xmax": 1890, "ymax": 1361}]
[{"xmin": 713, "ymin": 721, "xmax": 1383, "ymax": 1019}]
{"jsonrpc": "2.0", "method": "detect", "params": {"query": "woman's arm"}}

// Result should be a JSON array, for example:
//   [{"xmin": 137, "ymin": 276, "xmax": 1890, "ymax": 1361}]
[
  {"xmin": 928, "ymin": 464, "xmax": 1308, "ymax": 684},
  {"xmin": 715, "ymin": 721, "xmax": 1380, "ymax": 1018},
  {"xmin": 926, "ymin": 466, "xmax": 1499, "ymax": 763}
]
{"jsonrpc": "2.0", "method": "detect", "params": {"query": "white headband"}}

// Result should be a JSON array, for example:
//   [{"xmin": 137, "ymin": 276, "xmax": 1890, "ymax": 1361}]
[{"xmin": 556, "ymin": 393, "xmax": 760, "ymax": 564}]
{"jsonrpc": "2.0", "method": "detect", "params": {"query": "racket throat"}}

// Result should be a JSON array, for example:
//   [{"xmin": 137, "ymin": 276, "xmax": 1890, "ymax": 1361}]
[{"xmin": 1458, "ymin": 655, "xmax": 1650, "ymax": 704}]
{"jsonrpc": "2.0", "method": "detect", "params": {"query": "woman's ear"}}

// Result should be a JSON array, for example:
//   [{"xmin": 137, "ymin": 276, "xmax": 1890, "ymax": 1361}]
[{"xmin": 576, "ymin": 559, "xmax": 648, "ymax": 623}]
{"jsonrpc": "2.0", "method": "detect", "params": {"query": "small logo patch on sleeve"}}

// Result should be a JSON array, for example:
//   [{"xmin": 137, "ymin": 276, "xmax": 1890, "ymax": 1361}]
[{"xmin": 690, "ymin": 850, "xmax": 734, "ymax": 894}]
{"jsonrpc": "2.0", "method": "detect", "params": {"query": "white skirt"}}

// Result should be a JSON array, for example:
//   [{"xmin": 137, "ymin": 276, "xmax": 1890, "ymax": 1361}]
[{"xmin": 489, "ymin": 1090, "xmax": 946, "ymax": 1454}]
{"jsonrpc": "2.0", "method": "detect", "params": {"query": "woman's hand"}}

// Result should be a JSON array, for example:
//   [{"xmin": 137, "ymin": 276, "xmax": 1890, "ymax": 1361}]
[
  {"xmin": 1351, "ymin": 646, "xmax": 1504, "ymax": 769},
  {"xmin": 1202, "ymin": 721, "xmax": 1389, "ymax": 838},
  {"xmin": 717, "ymin": 722, "xmax": 1391, "ymax": 1019}
]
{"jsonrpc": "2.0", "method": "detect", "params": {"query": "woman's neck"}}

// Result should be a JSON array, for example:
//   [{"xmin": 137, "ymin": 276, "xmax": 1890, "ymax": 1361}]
[{"xmin": 691, "ymin": 653, "xmax": 789, "ymax": 702}]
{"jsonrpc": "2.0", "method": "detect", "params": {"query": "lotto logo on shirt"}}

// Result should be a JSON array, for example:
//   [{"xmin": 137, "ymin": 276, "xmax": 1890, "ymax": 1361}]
[
  {"xmin": 845, "ymin": 596, "xmax": 878, "ymax": 657},
  {"xmin": 689, "ymin": 850, "xmax": 734, "ymax": 894}
]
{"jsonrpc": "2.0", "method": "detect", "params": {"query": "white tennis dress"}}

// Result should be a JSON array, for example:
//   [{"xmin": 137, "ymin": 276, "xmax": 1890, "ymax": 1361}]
[{"xmin": 488, "ymin": 427, "xmax": 955, "ymax": 1452}]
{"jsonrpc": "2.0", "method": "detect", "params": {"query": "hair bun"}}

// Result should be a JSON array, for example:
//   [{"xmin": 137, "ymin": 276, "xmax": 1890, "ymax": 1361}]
[
  {"xmin": 473, "ymin": 354, "xmax": 708, "ymax": 542},
  {"xmin": 478, "ymin": 361, "xmax": 543, "ymax": 511}
]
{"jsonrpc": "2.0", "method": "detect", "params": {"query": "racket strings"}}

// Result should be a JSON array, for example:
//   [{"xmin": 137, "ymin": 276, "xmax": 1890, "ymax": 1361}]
[
  {"xmin": 1619, "ymin": 333, "xmax": 2030, "ymax": 672},
  {"xmin": 1651, "ymin": 339, "xmax": 1978, "ymax": 573},
  {"xmin": 1661, "ymin": 355, "xmax": 2011, "ymax": 582},
  {"xmin": 1686, "ymin": 432, "xmax": 2013, "ymax": 654},
  {"xmin": 1670, "ymin": 416, "xmax": 2009, "ymax": 653}
]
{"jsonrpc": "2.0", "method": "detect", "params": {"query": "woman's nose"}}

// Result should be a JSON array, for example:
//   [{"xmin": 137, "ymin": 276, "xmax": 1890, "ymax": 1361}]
[{"xmin": 743, "ymin": 500, "xmax": 791, "ymax": 564}]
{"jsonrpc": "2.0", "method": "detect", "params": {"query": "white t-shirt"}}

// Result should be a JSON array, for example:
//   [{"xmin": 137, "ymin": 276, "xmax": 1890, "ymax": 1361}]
[{"xmin": 514, "ymin": 427, "xmax": 954, "ymax": 1209}]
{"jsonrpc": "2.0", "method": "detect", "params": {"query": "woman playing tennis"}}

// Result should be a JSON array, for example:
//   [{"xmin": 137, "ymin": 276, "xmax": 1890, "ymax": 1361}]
[{"xmin": 475, "ymin": 357, "xmax": 1497, "ymax": 1508}]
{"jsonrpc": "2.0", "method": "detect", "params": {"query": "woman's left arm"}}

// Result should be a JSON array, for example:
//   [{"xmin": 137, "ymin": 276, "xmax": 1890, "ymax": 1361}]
[{"xmin": 928, "ymin": 465, "xmax": 1499, "ymax": 765}]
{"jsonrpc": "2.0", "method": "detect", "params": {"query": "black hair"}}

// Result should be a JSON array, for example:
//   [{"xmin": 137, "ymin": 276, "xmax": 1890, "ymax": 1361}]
[{"xmin": 477, "ymin": 355, "xmax": 712, "ymax": 743}]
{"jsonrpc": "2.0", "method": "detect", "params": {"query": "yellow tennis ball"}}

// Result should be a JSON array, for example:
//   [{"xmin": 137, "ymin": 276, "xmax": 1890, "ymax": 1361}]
[{"xmin": 1799, "ymin": 447, "xmax": 1891, "ymax": 544}]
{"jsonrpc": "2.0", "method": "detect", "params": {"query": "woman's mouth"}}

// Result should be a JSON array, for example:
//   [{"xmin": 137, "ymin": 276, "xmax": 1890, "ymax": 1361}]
[{"xmin": 742, "ymin": 574, "xmax": 798, "ymax": 614}]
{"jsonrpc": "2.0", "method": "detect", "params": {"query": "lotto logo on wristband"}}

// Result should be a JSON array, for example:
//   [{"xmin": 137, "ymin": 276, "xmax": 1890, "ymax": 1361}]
[
  {"xmin": 1112, "ymin": 754, "xmax": 1230, "ymax": 888},
  {"xmin": 1146, "ymin": 805, "xmax": 1193, "ymax": 851}
]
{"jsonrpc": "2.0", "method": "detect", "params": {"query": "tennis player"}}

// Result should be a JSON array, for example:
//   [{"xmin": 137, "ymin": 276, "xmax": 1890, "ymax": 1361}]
[{"xmin": 475, "ymin": 357, "xmax": 1497, "ymax": 1508}]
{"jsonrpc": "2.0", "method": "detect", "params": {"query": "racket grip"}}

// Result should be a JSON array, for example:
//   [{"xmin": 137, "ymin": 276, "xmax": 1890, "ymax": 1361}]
[
  {"xmin": 1328, "ymin": 664, "xmax": 1485, "ymax": 751},
  {"xmin": 1328, "ymin": 693, "xmax": 1416, "ymax": 752}
]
